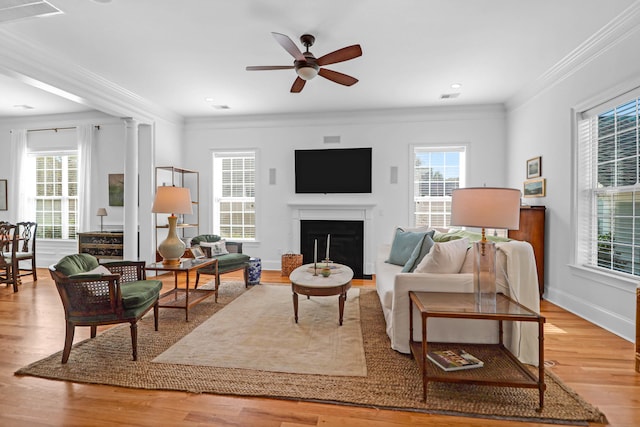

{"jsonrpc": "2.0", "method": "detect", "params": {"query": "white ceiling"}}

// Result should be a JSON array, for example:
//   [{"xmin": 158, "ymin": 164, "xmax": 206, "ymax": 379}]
[{"xmin": 0, "ymin": 0, "xmax": 636, "ymax": 119}]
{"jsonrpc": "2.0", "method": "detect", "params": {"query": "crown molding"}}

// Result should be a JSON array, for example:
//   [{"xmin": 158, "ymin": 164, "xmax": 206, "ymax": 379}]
[
  {"xmin": 184, "ymin": 104, "xmax": 505, "ymax": 131},
  {"xmin": 506, "ymin": 0, "xmax": 640, "ymax": 111},
  {"xmin": 0, "ymin": 29, "xmax": 183, "ymax": 125}
]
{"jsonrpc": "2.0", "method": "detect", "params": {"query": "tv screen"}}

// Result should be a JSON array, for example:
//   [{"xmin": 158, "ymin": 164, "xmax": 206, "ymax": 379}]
[{"xmin": 295, "ymin": 148, "xmax": 372, "ymax": 194}]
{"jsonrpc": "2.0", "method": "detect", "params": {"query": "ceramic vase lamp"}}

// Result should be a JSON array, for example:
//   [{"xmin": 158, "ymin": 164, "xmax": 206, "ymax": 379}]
[
  {"xmin": 151, "ymin": 186, "xmax": 193, "ymax": 265},
  {"xmin": 450, "ymin": 187, "xmax": 521, "ymax": 311}
]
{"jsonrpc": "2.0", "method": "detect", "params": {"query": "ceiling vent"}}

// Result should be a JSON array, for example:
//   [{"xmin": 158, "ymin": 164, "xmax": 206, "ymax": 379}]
[
  {"xmin": 323, "ymin": 135, "xmax": 341, "ymax": 144},
  {"xmin": 440, "ymin": 93, "xmax": 460, "ymax": 99},
  {"xmin": 0, "ymin": 0, "xmax": 63, "ymax": 24}
]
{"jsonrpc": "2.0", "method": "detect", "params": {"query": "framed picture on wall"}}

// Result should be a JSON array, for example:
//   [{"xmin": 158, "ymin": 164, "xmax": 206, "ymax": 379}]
[
  {"xmin": 0, "ymin": 180, "xmax": 6, "ymax": 210},
  {"xmin": 524, "ymin": 178, "xmax": 546, "ymax": 198},
  {"xmin": 526, "ymin": 156, "xmax": 542, "ymax": 179},
  {"xmin": 109, "ymin": 174, "xmax": 124, "ymax": 206}
]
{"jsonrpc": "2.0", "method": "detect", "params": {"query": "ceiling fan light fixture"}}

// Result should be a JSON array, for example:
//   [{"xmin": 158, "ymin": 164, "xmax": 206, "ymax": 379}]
[{"xmin": 296, "ymin": 65, "xmax": 318, "ymax": 81}]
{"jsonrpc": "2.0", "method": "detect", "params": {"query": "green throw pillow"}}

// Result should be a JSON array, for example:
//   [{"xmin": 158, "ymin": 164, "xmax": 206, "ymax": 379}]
[
  {"xmin": 55, "ymin": 253, "xmax": 100, "ymax": 276},
  {"xmin": 386, "ymin": 228, "xmax": 434, "ymax": 267},
  {"xmin": 401, "ymin": 233, "xmax": 435, "ymax": 272}
]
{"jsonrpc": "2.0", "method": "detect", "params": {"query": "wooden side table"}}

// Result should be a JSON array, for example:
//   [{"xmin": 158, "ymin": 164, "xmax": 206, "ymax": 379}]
[{"xmin": 409, "ymin": 291, "xmax": 546, "ymax": 409}]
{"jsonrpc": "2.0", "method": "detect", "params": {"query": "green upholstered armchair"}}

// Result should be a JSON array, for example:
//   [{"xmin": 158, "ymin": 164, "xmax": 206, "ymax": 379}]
[
  {"xmin": 190, "ymin": 234, "xmax": 250, "ymax": 302},
  {"xmin": 49, "ymin": 254, "xmax": 162, "ymax": 364}
]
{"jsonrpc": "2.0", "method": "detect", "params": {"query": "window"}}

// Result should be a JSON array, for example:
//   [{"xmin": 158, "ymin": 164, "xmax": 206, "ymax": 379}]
[
  {"xmin": 412, "ymin": 146, "xmax": 466, "ymax": 228},
  {"xmin": 34, "ymin": 153, "xmax": 78, "ymax": 239},
  {"xmin": 212, "ymin": 151, "xmax": 256, "ymax": 240},
  {"xmin": 577, "ymin": 93, "xmax": 640, "ymax": 277}
]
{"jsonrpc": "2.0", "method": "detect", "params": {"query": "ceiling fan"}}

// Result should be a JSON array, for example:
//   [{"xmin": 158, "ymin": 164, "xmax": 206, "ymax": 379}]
[{"xmin": 246, "ymin": 32, "xmax": 362, "ymax": 93}]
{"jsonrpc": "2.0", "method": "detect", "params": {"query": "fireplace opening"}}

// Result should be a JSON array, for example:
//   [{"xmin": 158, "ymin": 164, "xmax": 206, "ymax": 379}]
[{"xmin": 300, "ymin": 220, "xmax": 365, "ymax": 279}]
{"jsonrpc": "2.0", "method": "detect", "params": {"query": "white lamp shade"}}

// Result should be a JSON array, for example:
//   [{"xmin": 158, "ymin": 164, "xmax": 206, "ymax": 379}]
[
  {"xmin": 151, "ymin": 186, "xmax": 193, "ymax": 215},
  {"xmin": 96, "ymin": 208, "xmax": 107, "ymax": 216},
  {"xmin": 451, "ymin": 187, "xmax": 521, "ymax": 230}
]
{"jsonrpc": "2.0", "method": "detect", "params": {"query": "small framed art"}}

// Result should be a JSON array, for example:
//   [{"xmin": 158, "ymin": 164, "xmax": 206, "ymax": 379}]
[
  {"xmin": 189, "ymin": 246, "xmax": 205, "ymax": 259},
  {"xmin": 524, "ymin": 178, "xmax": 546, "ymax": 198},
  {"xmin": 526, "ymin": 156, "xmax": 541, "ymax": 179}
]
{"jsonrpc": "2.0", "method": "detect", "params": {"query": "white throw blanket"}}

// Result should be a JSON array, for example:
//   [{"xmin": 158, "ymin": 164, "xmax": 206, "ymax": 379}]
[{"xmin": 496, "ymin": 240, "xmax": 541, "ymax": 365}]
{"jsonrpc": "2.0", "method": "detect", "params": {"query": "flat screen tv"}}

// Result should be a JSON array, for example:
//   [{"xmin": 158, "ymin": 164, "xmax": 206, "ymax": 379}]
[{"xmin": 295, "ymin": 147, "xmax": 372, "ymax": 194}]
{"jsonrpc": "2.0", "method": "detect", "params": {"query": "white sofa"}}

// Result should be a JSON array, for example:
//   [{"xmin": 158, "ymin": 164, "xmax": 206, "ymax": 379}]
[{"xmin": 375, "ymin": 229, "xmax": 541, "ymax": 365}]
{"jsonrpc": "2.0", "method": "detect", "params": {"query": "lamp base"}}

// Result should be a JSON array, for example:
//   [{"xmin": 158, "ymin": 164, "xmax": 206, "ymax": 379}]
[
  {"xmin": 473, "ymin": 240, "xmax": 497, "ymax": 312},
  {"xmin": 157, "ymin": 215, "xmax": 186, "ymax": 266}
]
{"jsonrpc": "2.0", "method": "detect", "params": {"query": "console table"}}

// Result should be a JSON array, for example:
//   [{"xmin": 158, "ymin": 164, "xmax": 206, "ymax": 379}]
[
  {"xmin": 77, "ymin": 232, "xmax": 123, "ymax": 260},
  {"xmin": 409, "ymin": 291, "xmax": 546, "ymax": 409}
]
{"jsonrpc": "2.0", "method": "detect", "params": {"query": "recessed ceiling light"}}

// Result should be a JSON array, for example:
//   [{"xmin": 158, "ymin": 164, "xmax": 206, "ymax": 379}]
[
  {"xmin": 204, "ymin": 97, "xmax": 214, "ymax": 102},
  {"xmin": 451, "ymin": 83, "xmax": 462, "ymax": 89},
  {"xmin": 212, "ymin": 105, "xmax": 230, "ymax": 110}
]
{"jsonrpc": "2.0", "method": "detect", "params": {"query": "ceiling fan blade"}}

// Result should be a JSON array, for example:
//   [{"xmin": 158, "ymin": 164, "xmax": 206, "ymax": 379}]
[
  {"xmin": 246, "ymin": 65, "xmax": 294, "ymax": 71},
  {"xmin": 318, "ymin": 68, "xmax": 359, "ymax": 86},
  {"xmin": 317, "ymin": 45, "xmax": 362, "ymax": 66},
  {"xmin": 290, "ymin": 77, "xmax": 306, "ymax": 93},
  {"xmin": 271, "ymin": 32, "xmax": 305, "ymax": 61}
]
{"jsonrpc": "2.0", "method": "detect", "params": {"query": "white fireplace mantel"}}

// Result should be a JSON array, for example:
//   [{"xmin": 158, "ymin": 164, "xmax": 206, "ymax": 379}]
[{"xmin": 288, "ymin": 201, "xmax": 376, "ymax": 275}]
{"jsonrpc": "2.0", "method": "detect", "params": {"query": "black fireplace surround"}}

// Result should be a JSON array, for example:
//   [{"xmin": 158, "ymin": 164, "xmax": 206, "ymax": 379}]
[{"xmin": 300, "ymin": 220, "xmax": 366, "ymax": 279}]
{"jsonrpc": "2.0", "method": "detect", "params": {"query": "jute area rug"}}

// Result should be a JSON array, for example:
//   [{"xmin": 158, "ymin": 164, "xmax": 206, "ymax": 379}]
[
  {"xmin": 153, "ymin": 285, "xmax": 366, "ymax": 376},
  {"xmin": 16, "ymin": 282, "xmax": 607, "ymax": 425}
]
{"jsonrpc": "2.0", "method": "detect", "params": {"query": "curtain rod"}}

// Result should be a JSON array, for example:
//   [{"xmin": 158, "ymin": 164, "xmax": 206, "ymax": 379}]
[{"xmin": 25, "ymin": 125, "xmax": 101, "ymax": 133}]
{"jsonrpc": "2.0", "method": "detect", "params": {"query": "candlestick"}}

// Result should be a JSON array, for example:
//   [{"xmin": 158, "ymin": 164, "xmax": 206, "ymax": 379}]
[
  {"xmin": 326, "ymin": 234, "xmax": 330, "ymax": 260},
  {"xmin": 314, "ymin": 239, "xmax": 318, "ymax": 269}
]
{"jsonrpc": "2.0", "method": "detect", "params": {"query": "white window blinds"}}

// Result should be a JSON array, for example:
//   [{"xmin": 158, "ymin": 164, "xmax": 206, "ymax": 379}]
[
  {"xmin": 577, "ymin": 93, "xmax": 640, "ymax": 276},
  {"xmin": 412, "ymin": 146, "xmax": 466, "ymax": 228}
]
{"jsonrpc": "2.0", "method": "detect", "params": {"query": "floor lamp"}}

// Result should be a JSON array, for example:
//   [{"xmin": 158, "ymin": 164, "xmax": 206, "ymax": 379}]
[
  {"xmin": 450, "ymin": 187, "xmax": 521, "ymax": 310},
  {"xmin": 152, "ymin": 186, "xmax": 193, "ymax": 265}
]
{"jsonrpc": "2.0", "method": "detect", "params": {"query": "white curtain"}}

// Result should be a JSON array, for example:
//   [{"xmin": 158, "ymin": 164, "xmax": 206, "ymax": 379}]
[
  {"xmin": 77, "ymin": 125, "xmax": 95, "ymax": 232},
  {"xmin": 9, "ymin": 129, "xmax": 34, "ymax": 222}
]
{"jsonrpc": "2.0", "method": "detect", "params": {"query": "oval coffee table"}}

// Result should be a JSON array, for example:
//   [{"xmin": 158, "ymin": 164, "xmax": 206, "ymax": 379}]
[{"xmin": 289, "ymin": 263, "xmax": 354, "ymax": 326}]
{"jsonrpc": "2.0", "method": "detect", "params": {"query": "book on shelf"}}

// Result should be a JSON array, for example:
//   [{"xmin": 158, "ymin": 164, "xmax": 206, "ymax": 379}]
[{"xmin": 427, "ymin": 349, "xmax": 484, "ymax": 372}]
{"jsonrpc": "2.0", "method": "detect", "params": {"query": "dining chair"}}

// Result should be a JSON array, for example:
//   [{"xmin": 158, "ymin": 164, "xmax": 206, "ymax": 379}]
[
  {"xmin": 14, "ymin": 221, "xmax": 38, "ymax": 283},
  {"xmin": 0, "ymin": 223, "xmax": 18, "ymax": 292}
]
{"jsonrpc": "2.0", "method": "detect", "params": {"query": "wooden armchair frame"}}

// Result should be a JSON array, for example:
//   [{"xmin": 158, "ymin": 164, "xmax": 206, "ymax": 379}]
[{"xmin": 49, "ymin": 260, "xmax": 161, "ymax": 363}]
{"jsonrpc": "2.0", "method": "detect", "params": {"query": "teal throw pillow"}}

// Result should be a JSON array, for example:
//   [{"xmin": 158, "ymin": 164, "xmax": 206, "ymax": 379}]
[
  {"xmin": 401, "ymin": 233, "xmax": 435, "ymax": 272},
  {"xmin": 386, "ymin": 228, "xmax": 434, "ymax": 266}
]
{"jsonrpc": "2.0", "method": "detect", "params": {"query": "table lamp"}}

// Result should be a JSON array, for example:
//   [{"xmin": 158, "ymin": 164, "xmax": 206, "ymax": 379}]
[
  {"xmin": 451, "ymin": 187, "xmax": 521, "ymax": 310},
  {"xmin": 96, "ymin": 208, "xmax": 107, "ymax": 232},
  {"xmin": 151, "ymin": 186, "xmax": 193, "ymax": 265}
]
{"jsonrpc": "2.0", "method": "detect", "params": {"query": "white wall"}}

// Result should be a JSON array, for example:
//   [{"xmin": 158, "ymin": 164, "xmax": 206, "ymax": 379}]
[
  {"xmin": 0, "ymin": 112, "xmax": 184, "ymax": 267},
  {"xmin": 184, "ymin": 105, "xmax": 507, "ymax": 272},
  {"xmin": 506, "ymin": 22, "xmax": 640, "ymax": 341}
]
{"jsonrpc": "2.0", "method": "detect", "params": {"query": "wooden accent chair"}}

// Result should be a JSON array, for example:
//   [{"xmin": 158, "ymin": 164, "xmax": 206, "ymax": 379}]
[
  {"xmin": 49, "ymin": 254, "xmax": 163, "ymax": 363},
  {"xmin": 191, "ymin": 234, "xmax": 250, "ymax": 302},
  {"xmin": 14, "ymin": 221, "xmax": 37, "ymax": 283},
  {"xmin": 0, "ymin": 223, "xmax": 18, "ymax": 291}
]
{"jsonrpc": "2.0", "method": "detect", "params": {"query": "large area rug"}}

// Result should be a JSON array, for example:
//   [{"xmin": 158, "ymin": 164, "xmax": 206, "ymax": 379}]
[
  {"xmin": 16, "ymin": 282, "xmax": 607, "ymax": 425},
  {"xmin": 153, "ymin": 285, "xmax": 366, "ymax": 376}
]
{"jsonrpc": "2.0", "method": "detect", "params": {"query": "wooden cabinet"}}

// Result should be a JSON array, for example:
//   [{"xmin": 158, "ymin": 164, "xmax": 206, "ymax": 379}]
[
  {"xmin": 508, "ymin": 206, "xmax": 546, "ymax": 298},
  {"xmin": 78, "ymin": 232, "xmax": 124, "ymax": 260}
]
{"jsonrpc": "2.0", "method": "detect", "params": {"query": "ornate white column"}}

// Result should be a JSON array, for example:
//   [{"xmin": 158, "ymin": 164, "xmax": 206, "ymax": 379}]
[{"xmin": 123, "ymin": 118, "xmax": 139, "ymax": 260}]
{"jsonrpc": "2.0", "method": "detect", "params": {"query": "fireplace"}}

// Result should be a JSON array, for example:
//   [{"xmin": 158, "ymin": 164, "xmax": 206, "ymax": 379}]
[
  {"xmin": 288, "ymin": 201, "xmax": 376, "ymax": 278},
  {"xmin": 300, "ymin": 220, "xmax": 364, "ymax": 278}
]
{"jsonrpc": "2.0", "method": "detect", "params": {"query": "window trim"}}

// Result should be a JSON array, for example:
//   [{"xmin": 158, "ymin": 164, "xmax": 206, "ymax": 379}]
[
  {"xmin": 409, "ymin": 143, "xmax": 467, "ymax": 228},
  {"xmin": 573, "ymin": 83, "xmax": 640, "ymax": 281},
  {"xmin": 211, "ymin": 149, "xmax": 257, "ymax": 241},
  {"xmin": 31, "ymin": 150, "xmax": 78, "ymax": 241}
]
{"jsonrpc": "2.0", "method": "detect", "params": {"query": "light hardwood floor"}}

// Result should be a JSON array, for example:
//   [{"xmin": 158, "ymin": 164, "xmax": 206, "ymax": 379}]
[{"xmin": 1, "ymin": 269, "xmax": 638, "ymax": 426}]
